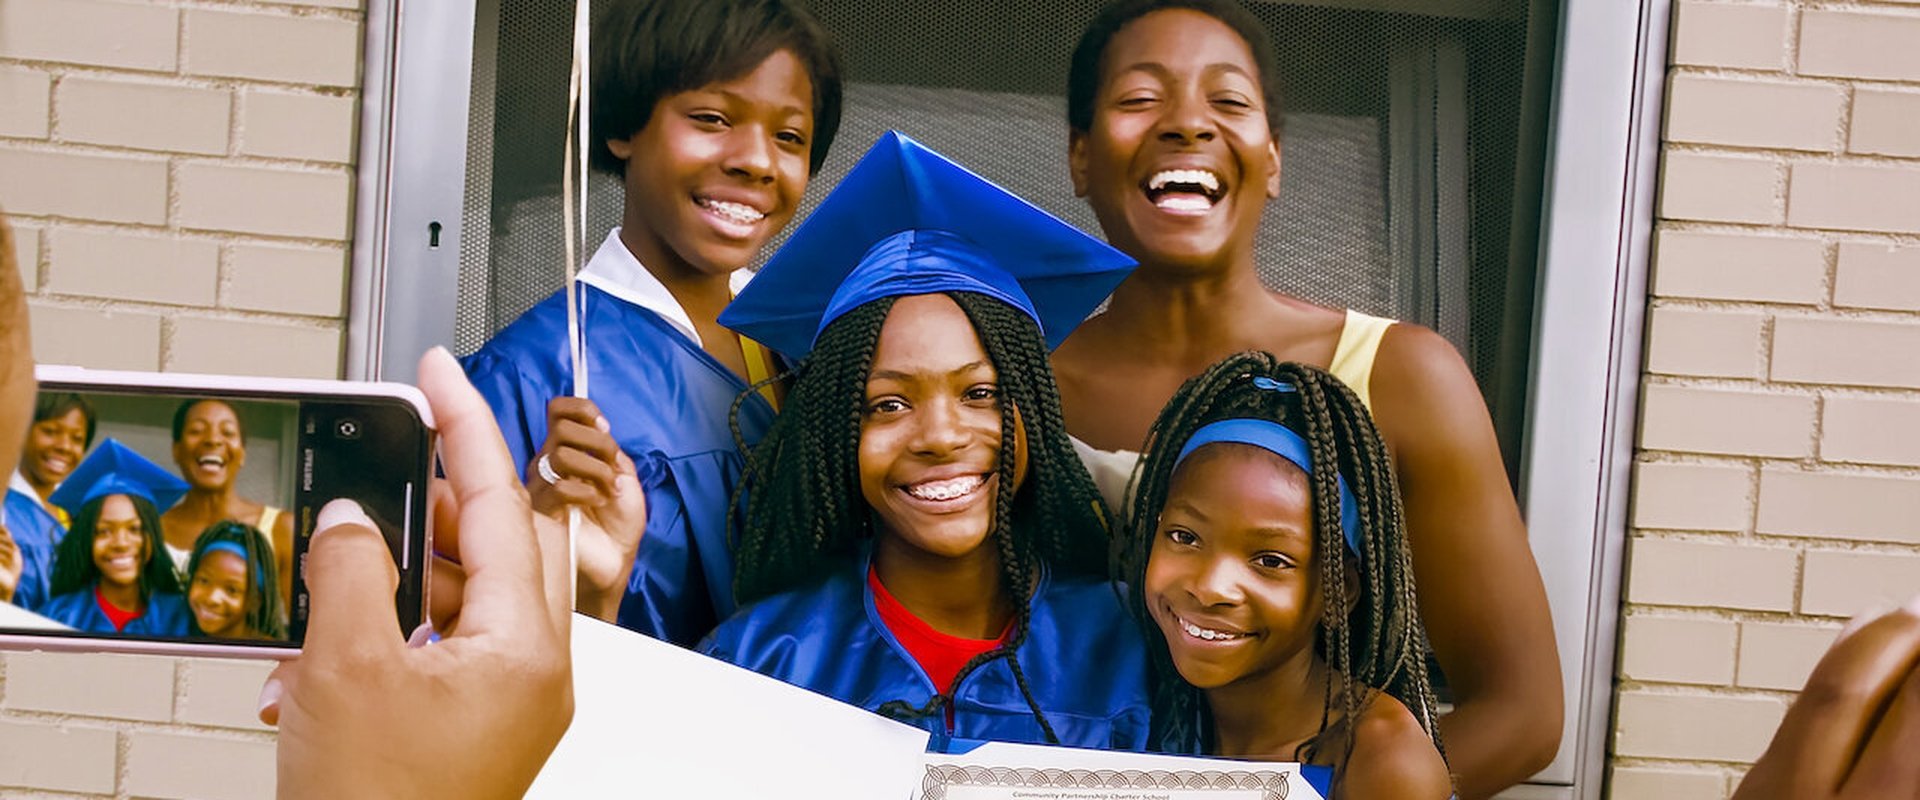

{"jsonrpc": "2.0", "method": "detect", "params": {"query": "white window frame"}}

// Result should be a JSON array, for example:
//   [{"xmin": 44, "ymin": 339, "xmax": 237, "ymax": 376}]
[{"xmin": 349, "ymin": 2, "xmax": 1670, "ymax": 796}]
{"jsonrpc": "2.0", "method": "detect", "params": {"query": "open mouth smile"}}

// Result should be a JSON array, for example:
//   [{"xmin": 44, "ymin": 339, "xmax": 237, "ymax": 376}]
[
  {"xmin": 1173, "ymin": 612, "xmax": 1253, "ymax": 642},
  {"xmin": 696, "ymin": 195, "xmax": 769, "ymax": 234},
  {"xmin": 1142, "ymin": 168, "xmax": 1227, "ymax": 214}
]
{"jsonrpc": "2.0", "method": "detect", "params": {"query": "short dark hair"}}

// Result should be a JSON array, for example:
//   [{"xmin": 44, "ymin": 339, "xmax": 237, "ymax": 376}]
[
  {"xmin": 1066, "ymin": 0, "xmax": 1284, "ymax": 135},
  {"xmin": 33, "ymin": 393, "xmax": 95, "ymax": 448},
  {"xmin": 590, "ymin": 0, "xmax": 843, "ymax": 175},
  {"xmin": 50, "ymin": 493, "xmax": 183, "ymax": 600},
  {"xmin": 170, "ymin": 398, "xmax": 247, "ymax": 445}
]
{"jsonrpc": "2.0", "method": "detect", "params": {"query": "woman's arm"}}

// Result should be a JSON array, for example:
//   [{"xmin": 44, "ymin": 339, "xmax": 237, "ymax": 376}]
[{"xmin": 1369, "ymin": 325, "xmax": 1563, "ymax": 799}]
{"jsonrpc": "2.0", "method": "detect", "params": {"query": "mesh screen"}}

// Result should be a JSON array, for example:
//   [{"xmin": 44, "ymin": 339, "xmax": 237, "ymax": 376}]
[{"xmin": 455, "ymin": 0, "xmax": 1554, "ymax": 466}]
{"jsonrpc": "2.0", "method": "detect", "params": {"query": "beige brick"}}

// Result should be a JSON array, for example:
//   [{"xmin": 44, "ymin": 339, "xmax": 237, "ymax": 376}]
[
  {"xmin": 1758, "ymin": 469, "xmax": 1920, "ymax": 543},
  {"xmin": 1823, "ymin": 396, "xmax": 1920, "ymax": 467},
  {"xmin": 177, "ymin": 658, "xmax": 276, "ymax": 731},
  {"xmin": 1651, "ymin": 230, "xmax": 1825, "ymax": 305},
  {"xmin": 1625, "ymin": 537, "xmax": 1798, "ymax": 611},
  {"xmin": 1, "ymin": 650, "xmax": 175, "ymax": 721},
  {"xmin": 11, "ymin": 220, "xmax": 41, "ymax": 291},
  {"xmin": 125, "ymin": 731, "xmax": 275, "ymax": 800},
  {"xmin": 183, "ymin": 9, "xmax": 361, "ymax": 88},
  {"xmin": 1638, "ymin": 384, "xmax": 1814, "ymax": 458},
  {"xmin": 1608, "ymin": 765, "xmax": 1727, "ymax": 800},
  {"xmin": 1632, "ymin": 461, "xmax": 1752, "ymax": 532},
  {"xmin": 177, "ymin": 163, "xmax": 352, "ymax": 240},
  {"xmin": 0, "ymin": 67, "xmax": 51, "ymax": 139},
  {"xmin": 1800, "ymin": 10, "xmax": 1920, "ymax": 82},
  {"xmin": 1851, "ymin": 89, "xmax": 1920, "ymax": 158},
  {"xmin": 169, "ymin": 316, "xmax": 341, "ymax": 378},
  {"xmin": 1619, "ymin": 615, "xmax": 1738, "ymax": 685},
  {"xmin": 1738, "ymin": 621, "xmax": 1839, "ymax": 691},
  {"xmin": 1803, "ymin": 550, "xmax": 1920, "ymax": 617},
  {"xmin": 1645, "ymin": 307, "xmax": 1765, "ymax": 378},
  {"xmin": 1665, "ymin": 76, "xmax": 1843, "ymax": 152},
  {"xmin": 27, "ymin": 302, "xmax": 162, "ymax": 370},
  {"xmin": 0, "ymin": 719, "xmax": 118, "ymax": 794},
  {"xmin": 1772, "ymin": 316, "xmax": 1920, "ymax": 389},
  {"xmin": 47, "ymin": 229, "xmax": 219, "ymax": 306},
  {"xmin": 1788, "ymin": 162, "xmax": 1920, "ymax": 235},
  {"xmin": 228, "ymin": 244, "xmax": 347, "ymax": 317},
  {"xmin": 0, "ymin": 149, "xmax": 167, "ymax": 225},
  {"xmin": 1659, "ymin": 152, "xmax": 1781, "ymax": 224},
  {"xmin": 1835, "ymin": 242, "xmax": 1920, "ymax": 312},
  {"xmin": 0, "ymin": 0, "xmax": 177, "ymax": 71},
  {"xmin": 240, "ymin": 91, "xmax": 357, "ymax": 163},
  {"xmin": 1670, "ymin": 2, "xmax": 1787, "ymax": 71},
  {"xmin": 58, "ymin": 78, "xmax": 231, "ymax": 156},
  {"xmin": 1615, "ymin": 690, "xmax": 1788, "ymax": 762}
]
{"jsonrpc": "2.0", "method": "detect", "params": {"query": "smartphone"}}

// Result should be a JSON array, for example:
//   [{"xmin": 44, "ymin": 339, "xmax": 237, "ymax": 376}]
[{"xmin": 0, "ymin": 365, "xmax": 434, "ymax": 658}]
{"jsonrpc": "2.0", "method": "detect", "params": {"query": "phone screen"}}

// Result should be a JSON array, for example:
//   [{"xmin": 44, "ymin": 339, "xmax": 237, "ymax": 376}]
[{"xmin": 0, "ymin": 383, "xmax": 430, "ymax": 650}]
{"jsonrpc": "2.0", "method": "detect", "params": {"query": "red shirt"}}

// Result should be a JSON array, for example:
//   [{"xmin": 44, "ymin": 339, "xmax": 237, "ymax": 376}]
[
  {"xmin": 94, "ymin": 585, "xmax": 139, "ymax": 632},
  {"xmin": 868, "ymin": 567, "xmax": 1008, "ymax": 695}
]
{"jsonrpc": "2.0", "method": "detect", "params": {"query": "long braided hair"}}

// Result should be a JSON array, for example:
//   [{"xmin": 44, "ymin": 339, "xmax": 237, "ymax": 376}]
[
  {"xmin": 1118, "ymin": 352, "xmax": 1442, "ymax": 771},
  {"xmin": 730, "ymin": 290, "xmax": 1111, "ymax": 742}
]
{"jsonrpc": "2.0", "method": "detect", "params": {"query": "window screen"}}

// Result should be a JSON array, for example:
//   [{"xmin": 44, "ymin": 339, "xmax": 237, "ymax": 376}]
[{"xmin": 455, "ymin": 0, "xmax": 1557, "ymax": 473}]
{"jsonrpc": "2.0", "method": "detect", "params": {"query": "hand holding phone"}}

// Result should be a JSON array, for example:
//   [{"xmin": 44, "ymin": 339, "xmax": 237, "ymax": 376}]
[{"xmin": 265, "ymin": 348, "xmax": 573, "ymax": 800}]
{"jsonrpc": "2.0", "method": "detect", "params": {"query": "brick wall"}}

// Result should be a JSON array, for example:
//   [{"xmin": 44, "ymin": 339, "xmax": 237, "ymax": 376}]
[
  {"xmin": 1612, "ymin": 1, "xmax": 1920, "ymax": 797},
  {"xmin": 0, "ymin": 0, "xmax": 364, "ymax": 796}
]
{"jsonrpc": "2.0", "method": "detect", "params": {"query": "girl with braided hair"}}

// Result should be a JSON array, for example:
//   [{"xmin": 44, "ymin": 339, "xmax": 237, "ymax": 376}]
[
  {"xmin": 1124, "ymin": 352, "xmax": 1448, "ymax": 798},
  {"xmin": 701, "ymin": 133, "xmax": 1149, "ymax": 751}
]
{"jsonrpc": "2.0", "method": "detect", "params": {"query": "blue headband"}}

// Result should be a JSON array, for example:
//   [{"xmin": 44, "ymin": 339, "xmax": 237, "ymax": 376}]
[
  {"xmin": 196, "ymin": 540, "xmax": 267, "ymax": 593},
  {"xmin": 1172, "ymin": 418, "xmax": 1363, "ymax": 556}
]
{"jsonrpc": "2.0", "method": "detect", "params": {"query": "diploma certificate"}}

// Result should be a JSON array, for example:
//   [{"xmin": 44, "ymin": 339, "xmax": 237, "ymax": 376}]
[{"xmin": 921, "ymin": 742, "xmax": 1323, "ymax": 800}]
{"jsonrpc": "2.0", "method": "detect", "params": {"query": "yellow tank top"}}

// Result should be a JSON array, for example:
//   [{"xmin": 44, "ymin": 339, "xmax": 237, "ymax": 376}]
[{"xmin": 1327, "ymin": 309, "xmax": 1395, "ymax": 410}]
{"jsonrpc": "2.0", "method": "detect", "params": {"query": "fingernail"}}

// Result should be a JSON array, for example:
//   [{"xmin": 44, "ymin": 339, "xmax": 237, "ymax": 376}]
[
  {"xmin": 257, "ymin": 677, "xmax": 283, "ymax": 719},
  {"xmin": 315, "ymin": 498, "xmax": 375, "ymax": 536},
  {"xmin": 407, "ymin": 621, "xmax": 437, "ymax": 648},
  {"xmin": 596, "ymin": 415, "xmax": 611, "ymax": 433}
]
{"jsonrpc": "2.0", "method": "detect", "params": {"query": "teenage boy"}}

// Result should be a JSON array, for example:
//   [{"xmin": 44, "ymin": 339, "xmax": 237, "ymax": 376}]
[{"xmin": 463, "ymin": 0, "xmax": 842, "ymax": 646}]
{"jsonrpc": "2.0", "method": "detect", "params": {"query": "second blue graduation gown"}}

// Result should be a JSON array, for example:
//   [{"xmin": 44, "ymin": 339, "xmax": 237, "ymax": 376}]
[
  {"xmin": 700, "ymin": 554, "xmax": 1152, "ymax": 752},
  {"xmin": 463, "ymin": 284, "xmax": 775, "ymax": 647},
  {"xmin": 39, "ymin": 586, "xmax": 190, "ymax": 636},
  {"xmin": 4, "ymin": 488, "xmax": 62, "ymax": 611}
]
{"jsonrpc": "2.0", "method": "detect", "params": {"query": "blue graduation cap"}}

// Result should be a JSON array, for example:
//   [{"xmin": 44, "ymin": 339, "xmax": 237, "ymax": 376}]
[
  {"xmin": 47, "ymin": 439, "xmax": 189, "ymax": 518},
  {"xmin": 719, "ymin": 131, "xmax": 1136, "ymax": 360}
]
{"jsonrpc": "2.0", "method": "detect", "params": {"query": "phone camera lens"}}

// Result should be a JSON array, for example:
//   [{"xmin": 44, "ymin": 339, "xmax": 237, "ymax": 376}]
[{"xmin": 334, "ymin": 418, "xmax": 362, "ymax": 440}]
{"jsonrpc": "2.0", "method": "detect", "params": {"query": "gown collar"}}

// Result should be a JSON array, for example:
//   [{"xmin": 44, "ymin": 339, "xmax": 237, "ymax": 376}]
[{"xmin": 576, "ymin": 227, "xmax": 754, "ymax": 348}]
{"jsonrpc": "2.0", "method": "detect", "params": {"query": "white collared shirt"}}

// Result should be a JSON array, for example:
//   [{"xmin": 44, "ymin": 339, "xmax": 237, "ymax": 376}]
[{"xmin": 575, "ymin": 227, "xmax": 754, "ymax": 349}]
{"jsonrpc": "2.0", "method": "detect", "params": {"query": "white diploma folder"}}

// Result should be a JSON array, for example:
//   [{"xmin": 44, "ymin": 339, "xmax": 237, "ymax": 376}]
[{"xmin": 526, "ymin": 614, "xmax": 934, "ymax": 799}]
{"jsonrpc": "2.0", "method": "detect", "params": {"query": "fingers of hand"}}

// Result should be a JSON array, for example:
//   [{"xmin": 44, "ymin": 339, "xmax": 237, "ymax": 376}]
[
  {"xmin": 545, "ymin": 396, "xmax": 610, "ymax": 436},
  {"xmin": 543, "ymin": 445, "xmax": 618, "ymax": 504},
  {"xmin": 1765, "ymin": 599, "xmax": 1920, "ymax": 791},
  {"xmin": 428, "ymin": 552, "xmax": 467, "ymax": 636},
  {"xmin": 301, "ymin": 500, "xmax": 404, "ymax": 660},
  {"xmin": 1845, "ymin": 651, "xmax": 1920, "ymax": 797},
  {"xmin": 545, "ymin": 414, "xmax": 619, "ymax": 466},
  {"xmin": 532, "ymin": 511, "xmax": 574, "ymax": 635},
  {"xmin": 256, "ymin": 661, "xmax": 295, "ymax": 726},
  {"xmin": 427, "ymin": 478, "xmax": 460, "ymax": 565}
]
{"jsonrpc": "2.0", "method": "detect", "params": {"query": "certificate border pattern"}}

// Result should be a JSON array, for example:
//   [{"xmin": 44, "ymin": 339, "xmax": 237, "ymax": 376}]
[{"xmin": 919, "ymin": 765, "xmax": 1291, "ymax": 800}]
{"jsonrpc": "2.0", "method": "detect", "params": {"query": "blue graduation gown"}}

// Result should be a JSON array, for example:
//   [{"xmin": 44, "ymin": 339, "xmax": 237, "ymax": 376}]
[
  {"xmin": 4, "ymin": 488, "xmax": 62, "ymax": 612},
  {"xmin": 701, "ymin": 555, "xmax": 1152, "ymax": 752},
  {"xmin": 463, "ymin": 284, "xmax": 775, "ymax": 647},
  {"xmin": 39, "ymin": 586, "xmax": 190, "ymax": 636}
]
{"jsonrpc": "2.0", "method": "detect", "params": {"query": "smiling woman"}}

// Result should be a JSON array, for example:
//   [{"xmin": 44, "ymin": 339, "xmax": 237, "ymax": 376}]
[{"xmin": 161, "ymin": 398, "xmax": 296, "ymax": 604}]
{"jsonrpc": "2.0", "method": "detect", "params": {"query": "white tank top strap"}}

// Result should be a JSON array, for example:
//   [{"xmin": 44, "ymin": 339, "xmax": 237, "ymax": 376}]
[
  {"xmin": 1327, "ymin": 309, "xmax": 1395, "ymax": 411},
  {"xmin": 1070, "ymin": 435, "xmax": 1141, "ymax": 512}
]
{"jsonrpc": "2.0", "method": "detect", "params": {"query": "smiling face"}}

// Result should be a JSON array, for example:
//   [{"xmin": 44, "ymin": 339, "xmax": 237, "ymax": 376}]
[
  {"xmin": 23, "ymin": 407, "xmax": 88, "ymax": 492},
  {"xmin": 91, "ymin": 494, "xmax": 149, "ymax": 589},
  {"xmin": 173, "ymin": 400, "xmax": 245, "ymax": 491},
  {"xmin": 1144, "ymin": 443, "xmax": 1324, "ymax": 691},
  {"xmin": 609, "ymin": 48, "xmax": 815, "ymax": 280},
  {"xmin": 858, "ymin": 295, "xmax": 1022, "ymax": 566},
  {"xmin": 1069, "ymin": 8, "xmax": 1280, "ymax": 273},
  {"xmin": 187, "ymin": 549, "xmax": 251, "ymax": 637}
]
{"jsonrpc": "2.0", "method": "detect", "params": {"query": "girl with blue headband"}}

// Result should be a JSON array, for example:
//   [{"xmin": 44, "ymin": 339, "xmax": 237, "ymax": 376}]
[
  {"xmin": 40, "ymin": 440, "xmax": 190, "ymax": 636},
  {"xmin": 1122, "ymin": 353, "xmax": 1448, "ymax": 798},
  {"xmin": 185, "ymin": 520, "xmax": 286, "ymax": 640}
]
